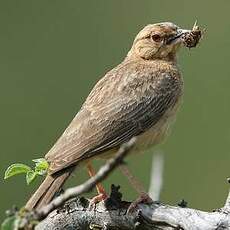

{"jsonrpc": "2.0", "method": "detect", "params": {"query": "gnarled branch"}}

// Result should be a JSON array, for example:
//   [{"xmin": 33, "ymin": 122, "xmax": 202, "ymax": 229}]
[
  {"xmin": 35, "ymin": 185, "xmax": 230, "ymax": 230},
  {"xmin": 19, "ymin": 137, "xmax": 230, "ymax": 230}
]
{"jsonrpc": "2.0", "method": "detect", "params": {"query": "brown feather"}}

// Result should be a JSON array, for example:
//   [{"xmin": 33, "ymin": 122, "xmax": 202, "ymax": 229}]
[
  {"xmin": 46, "ymin": 59, "xmax": 183, "ymax": 173},
  {"xmin": 26, "ymin": 22, "xmax": 188, "ymax": 210}
]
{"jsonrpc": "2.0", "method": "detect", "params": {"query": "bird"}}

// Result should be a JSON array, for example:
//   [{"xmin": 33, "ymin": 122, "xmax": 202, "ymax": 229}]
[{"xmin": 25, "ymin": 22, "xmax": 193, "ymax": 211}]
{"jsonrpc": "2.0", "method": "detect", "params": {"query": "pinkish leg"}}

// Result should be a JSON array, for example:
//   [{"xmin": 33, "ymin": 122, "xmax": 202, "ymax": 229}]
[
  {"xmin": 127, "ymin": 192, "xmax": 153, "ymax": 213},
  {"xmin": 119, "ymin": 164, "xmax": 153, "ymax": 213},
  {"xmin": 86, "ymin": 163, "xmax": 108, "ymax": 209}
]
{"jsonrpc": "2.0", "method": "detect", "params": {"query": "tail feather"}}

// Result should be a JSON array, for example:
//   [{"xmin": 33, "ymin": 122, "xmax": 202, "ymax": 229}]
[
  {"xmin": 25, "ymin": 168, "xmax": 73, "ymax": 211},
  {"xmin": 35, "ymin": 170, "xmax": 71, "ymax": 210}
]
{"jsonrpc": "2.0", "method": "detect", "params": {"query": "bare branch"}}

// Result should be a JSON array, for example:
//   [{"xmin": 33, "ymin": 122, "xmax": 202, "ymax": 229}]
[
  {"xmin": 33, "ymin": 154, "xmax": 230, "ymax": 230},
  {"xmin": 20, "ymin": 142, "xmax": 230, "ymax": 230},
  {"xmin": 36, "ymin": 137, "xmax": 136, "ymax": 220},
  {"xmin": 35, "ymin": 194, "xmax": 230, "ymax": 230},
  {"xmin": 148, "ymin": 152, "xmax": 164, "ymax": 200}
]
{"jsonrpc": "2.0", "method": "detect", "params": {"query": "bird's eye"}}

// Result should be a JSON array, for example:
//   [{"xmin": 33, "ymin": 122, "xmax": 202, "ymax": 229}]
[{"xmin": 151, "ymin": 34, "xmax": 163, "ymax": 42}]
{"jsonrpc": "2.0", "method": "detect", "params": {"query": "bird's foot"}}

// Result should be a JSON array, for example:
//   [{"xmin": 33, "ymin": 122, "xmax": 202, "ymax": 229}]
[
  {"xmin": 88, "ymin": 192, "xmax": 108, "ymax": 210},
  {"xmin": 127, "ymin": 193, "xmax": 153, "ymax": 214}
]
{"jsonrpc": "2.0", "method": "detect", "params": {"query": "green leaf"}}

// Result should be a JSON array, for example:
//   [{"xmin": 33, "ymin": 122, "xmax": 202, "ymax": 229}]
[
  {"xmin": 33, "ymin": 158, "xmax": 49, "ymax": 176},
  {"xmin": 4, "ymin": 164, "xmax": 31, "ymax": 180},
  {"xmin": 32, "ymin": 158, "xmax": 46, "ymax": 164},
  {"xmin": 26, "ymin": 170, "xmax": 37, "ymax": 185},
  {"xmin": 1, "ymin": 216, "xmax": 17, "ymax": 230}
]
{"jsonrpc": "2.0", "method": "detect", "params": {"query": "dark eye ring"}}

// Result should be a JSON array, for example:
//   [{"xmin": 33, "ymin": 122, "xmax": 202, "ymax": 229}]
[{"xmin": 151, "ymin": 34, "xmax": 162, "ymax": 42}]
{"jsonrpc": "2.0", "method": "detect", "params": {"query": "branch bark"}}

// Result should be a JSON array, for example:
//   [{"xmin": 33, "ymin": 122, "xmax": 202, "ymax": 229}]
[
  {"xmin": 21, "ymin": 138, "xmax": 230, "ymax": 230},
  {"xmin": 35, "ymin": 189, "xmax": 230, "ymax": 230}
]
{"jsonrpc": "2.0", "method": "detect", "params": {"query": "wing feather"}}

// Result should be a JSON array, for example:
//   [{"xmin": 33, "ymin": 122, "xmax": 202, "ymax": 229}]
[{"xmin": 46, "ymin": 61, "xmax": 182, "ymax": 173}]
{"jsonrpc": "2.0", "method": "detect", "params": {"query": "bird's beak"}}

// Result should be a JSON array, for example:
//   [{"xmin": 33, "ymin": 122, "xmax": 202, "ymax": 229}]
[{"xmin": 166, "ymin": 28, "xmax": 191, "ymax": 45}]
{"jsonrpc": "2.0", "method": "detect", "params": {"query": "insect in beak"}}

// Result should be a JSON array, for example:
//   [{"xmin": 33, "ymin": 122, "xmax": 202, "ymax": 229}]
[{"xmin": 166, "ymin": 21, "xmax": 203, "ymax": 48}]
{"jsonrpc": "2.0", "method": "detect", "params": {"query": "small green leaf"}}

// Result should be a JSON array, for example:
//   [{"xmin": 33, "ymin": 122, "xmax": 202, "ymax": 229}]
[
  {"xmin": 26, "ymin": 170, "xmax": 37, "ymax": 185},
  {"xmin": 33, "ymin": 158, "xmax": 49, "ymax": 176},
  {"xmin": 4, "ymin": 164, "xmax": 31, "ymax": 180},
  {"xmin": 1, "ymin": 216, "xmax": 17, "ymax": 230}
]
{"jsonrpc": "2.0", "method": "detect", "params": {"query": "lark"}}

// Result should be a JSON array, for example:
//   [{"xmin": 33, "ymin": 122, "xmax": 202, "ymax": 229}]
[{"xmin": 25, "ymin": 22, "xmax": 201, "ymax": 211}]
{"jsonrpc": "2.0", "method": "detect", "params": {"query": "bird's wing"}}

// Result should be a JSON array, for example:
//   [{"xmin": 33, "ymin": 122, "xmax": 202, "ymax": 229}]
[{"xmin": 46, "ymin": 61, "xmax": 182, "ymax": 173}]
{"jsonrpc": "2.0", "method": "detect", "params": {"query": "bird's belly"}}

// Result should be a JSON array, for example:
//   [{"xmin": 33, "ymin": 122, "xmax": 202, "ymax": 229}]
[
  {"xmin": 135, "ymin": 116, "xmax": 172, "ymax": 150},
  {"xmin": 134, "ymin": 101, "xmax": 181, "ymax": 153}
]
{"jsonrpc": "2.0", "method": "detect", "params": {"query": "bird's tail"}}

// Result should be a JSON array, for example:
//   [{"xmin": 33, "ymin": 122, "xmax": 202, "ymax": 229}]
[{"xmin": 25, "ymin": 168, "xmax": 73, "ymax": 211}]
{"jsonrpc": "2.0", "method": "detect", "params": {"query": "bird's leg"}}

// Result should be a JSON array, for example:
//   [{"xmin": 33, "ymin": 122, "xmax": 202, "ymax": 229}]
[
  {"xmin": 119, "ymin": 164, "xmax": 145, "ymax": 194},
  {"xmin": 119, "ymin": 164, "xmax": 153, "ymax": 213},
  {"xmin": 86, "ymin": 163, "xmax": 108, "ymax": 209}
]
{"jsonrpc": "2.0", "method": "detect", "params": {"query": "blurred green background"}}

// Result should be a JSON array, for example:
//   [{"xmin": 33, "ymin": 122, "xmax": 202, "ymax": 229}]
[{"xmin": 1, "ymin": 0, "xmax": 230, "ymax": 221}]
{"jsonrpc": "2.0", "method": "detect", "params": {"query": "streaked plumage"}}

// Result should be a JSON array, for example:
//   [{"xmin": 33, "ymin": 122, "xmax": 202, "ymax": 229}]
[
  {"xmin": 46, "ymin": 59, "xmax": 183, "ymax": 173},
  {"xmin": 25, "ymin": 22, "xmax": 190, "ymax": 211}
]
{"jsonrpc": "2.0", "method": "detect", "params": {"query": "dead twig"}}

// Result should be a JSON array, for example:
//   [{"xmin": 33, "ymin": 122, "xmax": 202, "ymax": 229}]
[{"xmin": 148, "ymin": 152, "xmax": 164, "ymax": 200}]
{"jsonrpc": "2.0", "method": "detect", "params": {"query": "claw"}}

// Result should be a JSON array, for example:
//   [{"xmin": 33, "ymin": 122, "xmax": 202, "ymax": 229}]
[
  {"xmin": 88, "ymin": 193, "xmax": 108, "ymax": 211},
  {"xmin": 127, "ymin": 193, "xmax": 153, "ymax": 214}
]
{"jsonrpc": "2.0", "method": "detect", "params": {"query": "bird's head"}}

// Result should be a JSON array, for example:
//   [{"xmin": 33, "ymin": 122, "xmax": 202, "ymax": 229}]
[{"xmin": 128, "ymin": 22, "xmax": 191, "ymax": 61}]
